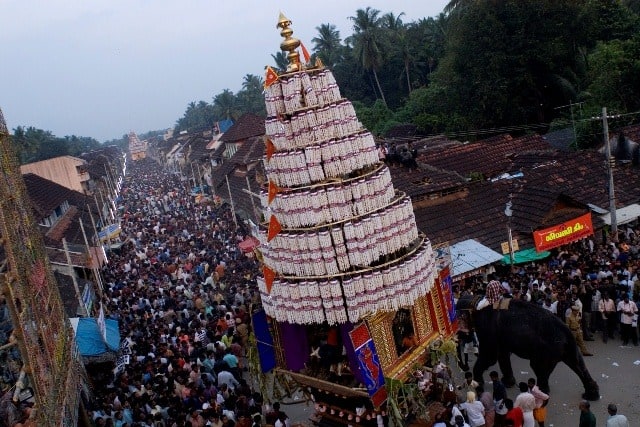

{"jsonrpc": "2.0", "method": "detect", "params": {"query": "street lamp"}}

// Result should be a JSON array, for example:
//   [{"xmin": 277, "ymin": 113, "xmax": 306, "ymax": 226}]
[{"xmin": 505, "ymin": 196, "xmax": 515, "ymax": 265}]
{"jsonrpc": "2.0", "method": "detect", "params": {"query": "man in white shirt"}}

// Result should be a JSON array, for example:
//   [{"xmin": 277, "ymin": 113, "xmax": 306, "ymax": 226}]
[
  {"xmin": 617, "ymin": 294, "xmax": 638, "ymax": 346},
  {"xmin": 217, "ymin": 369, "xmax": 239, "ymax": 391},
  {"xmin": 606, "ymin": 403, "xmax": 629, "ymax": 427},
  {"xmin": 542, "ymin": 298, "xmax": 557, "ymax": 314}
]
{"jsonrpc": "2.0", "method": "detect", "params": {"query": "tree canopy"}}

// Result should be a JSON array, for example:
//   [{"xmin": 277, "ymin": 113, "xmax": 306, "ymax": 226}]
[
  {"xmin": 11, "ymin": 126, "xmax": 102, "ymax": 164},
  {"xmin": 147, "ymin": 1, "xmax": 640, "ymax": 147}
]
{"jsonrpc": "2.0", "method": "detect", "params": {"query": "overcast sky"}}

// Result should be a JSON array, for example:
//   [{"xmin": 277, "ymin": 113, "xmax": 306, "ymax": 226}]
[{"xmin": 1, "ymin": 1, "xmax": 449, "ymax": 142}]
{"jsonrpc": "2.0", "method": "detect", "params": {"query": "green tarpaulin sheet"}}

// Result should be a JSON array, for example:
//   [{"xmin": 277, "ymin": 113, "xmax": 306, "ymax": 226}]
[{"xmin": 502, "ymin": 248, "xmax": 551, "ymax": 264}]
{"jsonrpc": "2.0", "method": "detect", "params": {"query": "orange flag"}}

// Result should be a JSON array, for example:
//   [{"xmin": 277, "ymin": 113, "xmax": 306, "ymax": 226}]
[
  {"xmin": 264, "ymin": 66, "xmax": 279, "ymax": 88},
  {"xmin": 263, "ymin": 265, "xmax": 276, "ymax": 294},
  {"xmin": 268, "ymin": 180, "xmax": 280, "ymax": 204},
  {"xmin": 265, "ymin": 138, "xmax": 275, "ymax": 161},
  {"xmin": 267, "ymin": 215, "xmax": 282, "ymax": 242},
  {"xmin": 300, "ymin": 41, "xmax": 311, "ymax": 63}
]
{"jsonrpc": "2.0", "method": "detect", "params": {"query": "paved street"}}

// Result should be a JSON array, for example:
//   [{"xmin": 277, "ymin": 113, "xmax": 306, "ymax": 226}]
[
  {"xmin": 524, "ymin": 337, "xmax": 640, "ymax": 426},
  {"xmin": 284, "ymin": 335, "xmax": 640, "ymax": 426}
]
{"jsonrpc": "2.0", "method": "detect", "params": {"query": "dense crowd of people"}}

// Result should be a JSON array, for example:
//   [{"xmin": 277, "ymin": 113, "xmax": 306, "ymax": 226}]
[
  {"xmin": 81, "ymin": 157, "xmax": 640, "ymax": 427},
  {"xmin": 1, "ymin": 152, "xmax": 638, "ymax": 426},
  {"xmin": 457, "ymin": 230, "xmax": 640, "ymax": 352},
  {"xmin": 449, "ymin": 232, "xmax": 640, "ymax": 427},
  {"xmin": 86, "ymin": 158, "xmax": 275, "ymax": 427}
]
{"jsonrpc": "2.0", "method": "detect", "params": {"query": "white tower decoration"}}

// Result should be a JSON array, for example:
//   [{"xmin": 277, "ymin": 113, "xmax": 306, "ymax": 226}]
[{"xmin": 256, "ymin": 13, "xmax": 437, "ymax": 326}]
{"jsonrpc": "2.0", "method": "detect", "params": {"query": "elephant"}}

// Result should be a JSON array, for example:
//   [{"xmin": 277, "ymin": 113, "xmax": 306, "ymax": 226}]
[{"xmin": 456, "ymin": 295, "xmax": 600, "ymax": 400}]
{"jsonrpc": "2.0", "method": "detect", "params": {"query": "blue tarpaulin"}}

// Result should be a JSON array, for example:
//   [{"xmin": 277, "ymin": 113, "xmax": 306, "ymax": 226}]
[
  {"xmin": 218, "ymin": 119, "xmax": 234, "ymax": 133},
  {"xmin": 71, "ymin": 317, "xmax": 120, "ymax": 356}
]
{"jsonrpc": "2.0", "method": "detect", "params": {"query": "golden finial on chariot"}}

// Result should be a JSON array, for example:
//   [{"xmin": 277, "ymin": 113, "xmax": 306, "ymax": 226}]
[{"xmin": 276, "ymin": 12, "xmax": 301, "ymax": 72}]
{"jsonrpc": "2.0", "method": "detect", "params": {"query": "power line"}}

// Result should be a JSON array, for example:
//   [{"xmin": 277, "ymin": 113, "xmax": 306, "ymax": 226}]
[{"xmin": 407, "ymin": 109, "xmax": 640, "ymax": 141}]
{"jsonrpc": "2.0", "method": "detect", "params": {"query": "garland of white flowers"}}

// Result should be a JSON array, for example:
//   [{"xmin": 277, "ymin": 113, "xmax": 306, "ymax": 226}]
[
  {"xmin": 265, "ymin": 101, "xmax": 362, "ymax": 151},
  {"xmin": 258, "ymin": 240, "xmax": 436, "ymax": 325},
  {"xmin": 259, "ymin": 67, "xmax": 437, "ymax": 327},
  {"xmin": 265, "ymin": 69, "xmax": 342, "ymax": 119},
  {"xmin": 259, "ymin": 195, "xmax": 418, "ymax": 276},
  {"xmin": 263, "ymin": 168, "xmax": 394, "ymax": 228},
  {"xmin": 263, "ymin": 131, "xmax": 378, "ymax": 187}
]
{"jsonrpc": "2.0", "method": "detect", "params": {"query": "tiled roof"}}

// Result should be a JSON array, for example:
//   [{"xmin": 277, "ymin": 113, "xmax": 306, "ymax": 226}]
[
  {"xmin": 543, "ymin": 128, "xmax": 575, "ymax": 151},
  {"xmin": 414, "ymin": 180, "xmax": 591, "ymax": 252},
  {"xmin": 79, "ymin": 146, "xmax": 122, "ymax": 163},
  {"xmin": 211, "ymin": 137, "xmax": 266, "ymax": 190},
  {"xmin": 219, "ymin": 114, "xmax": 265, "ymax": 143},
  {"xmin": 23, "ymin": 173, "xmax": 73, "ymax": 218},
  {"xmin": 211, "ymin": 160, "xmax": 237, "ymax": 192},
  {"xmin": 151, "ymin": 136, "xmax": 175, "ymax": 154},
  {"xmin": 23, "ymin": 173, "xmax": 101, "ymax": 247},
  {"xmin": 210, "ymin": 141, "xmax": 227, "ymax": 160},
  {"xmin": 209, "ymin": 135, "xmax": 267, "ymax": 223},
  {"xmin": 415, "ymin": 181, "xmax": 510, "ymax": 250},
  {"xmin": 517, "ymin": 150, "xmax": 640, "ymax": 209},
  {"xmin": 80, "ymin": 147, "xmax": 123, "ymax": 182},
  {"xmin": 86, "ymin": 160, "xmax": 109, "ymax": 180},
  {"xmin": 412, "ymin": 143, "xmax": 640, "ymax": 252},
  {"xmin": 614, "ymin": 124, "xmax": 640, "ymax": 144},
  {"xmin": 184, "ymin": 135, "xmax": 210, "ymax": 163},
  {"xmin": 231, "ymin": 137, "xmax": 265, "ymax": 166},
  {"xmin": 388, "ymin": 163, "xmax": 466, "ymax": 200},
  {"xmin": 46, "ymin": 205, "xmax": 79, "ymax": 241},
  {"xmin": 414, "ymin": 135, "xmax": 460, "ymax": 151},
  {"xmin": 418, "ymin": 134, "xmax": 551, "ymax": 179}
]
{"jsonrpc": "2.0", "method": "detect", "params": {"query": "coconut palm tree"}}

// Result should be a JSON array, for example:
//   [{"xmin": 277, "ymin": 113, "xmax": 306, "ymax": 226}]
[
  {"xmin": 381, "ymin": 11, "xmax": 405, "ymax": 31},
  {"xmin": 271, "ymin": 51, "xmax": 289, "ymax": 73},
  {"xmin": 420, "ymin": 13, "xmax": 449, "ymax": 75},
  {"xmin": 312, "ymin": 23, "xmax": 342, "ymax": 69},
  {"xmin": 348, "ymin": 7, "xmax": 387, "ymax": 106},
  {"xmin": 237, "ymin": 74, "xmax": 266, "ymax": 115},
  {"xmin": 242, "ymin": 74, "xmax": 263, "ymax": 92},
  {"xmin": 213, "ymin": 89, "xmax": 238, "ymax": 121},
  {"xmin": 382, "ymin": 12, "xmax": 413, "ymax": 94},
  {"xmin": 445, "ymin": 0, "xmax": 476, "ymax": 14}
]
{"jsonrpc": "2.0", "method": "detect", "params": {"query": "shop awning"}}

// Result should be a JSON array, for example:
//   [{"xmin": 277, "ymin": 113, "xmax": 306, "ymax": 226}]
[
  {"xmin": 601, "ymin": 203, "xmax": 640, "ymax": 225},
  {"xmin": 98, "ymin": 223, "xmax": 121, "ymax": 242},
  {"xmin": 450, "ymin": 239, "xmax": 503, "ymax": 277},
  {"xmin": 502, "ymin": 247, "xmax": 551, "ymax": 265},
  {"xmin": 70, "ymin": 317, "xmax": 120, "ymax": 357}
]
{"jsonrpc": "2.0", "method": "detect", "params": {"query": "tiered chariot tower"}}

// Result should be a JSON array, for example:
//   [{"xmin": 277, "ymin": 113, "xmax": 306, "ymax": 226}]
[{"xmin": 253, "ymin": 13, "xmax": 454, "ymax": 423}]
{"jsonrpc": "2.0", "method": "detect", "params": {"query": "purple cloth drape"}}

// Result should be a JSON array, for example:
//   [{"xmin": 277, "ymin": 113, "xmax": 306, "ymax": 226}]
[
  {"xmin": 278, "ymin": 321, "xmax": 367, "ymax": 385},
  {"xmin": 341, "ymin": 322, "xmax": 365, "ymax": 385},
  {"xmin": 279, "ymin": 322, "xmax": 309, "ymax": 372}
]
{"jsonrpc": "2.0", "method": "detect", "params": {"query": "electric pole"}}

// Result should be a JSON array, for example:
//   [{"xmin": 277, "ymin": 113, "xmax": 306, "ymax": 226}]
[{"xmin": 603, "ymin": 107, "xmax": 618, "ymax": 243}]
